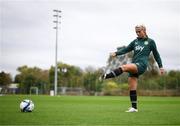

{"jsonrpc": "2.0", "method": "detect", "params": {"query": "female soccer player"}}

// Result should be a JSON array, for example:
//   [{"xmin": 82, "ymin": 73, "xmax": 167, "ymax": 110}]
[{"xmin": 102, "ymin": 25, "xmax": 164, "ymax": 112}]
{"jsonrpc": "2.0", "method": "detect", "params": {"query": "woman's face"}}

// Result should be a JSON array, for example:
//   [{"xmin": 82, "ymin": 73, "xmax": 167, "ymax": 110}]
[{"xmin": 135, "ymin": 27, "xmax": 146, "ymax": 38}]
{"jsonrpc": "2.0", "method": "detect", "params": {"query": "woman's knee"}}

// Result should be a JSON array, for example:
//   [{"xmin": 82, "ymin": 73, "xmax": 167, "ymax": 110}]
[{"xmin": 121, "ymin": 64, "xmax": 138, "ymax": 73}]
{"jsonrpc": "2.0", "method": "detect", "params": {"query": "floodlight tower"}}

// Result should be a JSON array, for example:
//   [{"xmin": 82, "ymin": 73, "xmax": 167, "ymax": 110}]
[{"xmin": 53, "ymin": 9, "xmax": 61, "ymax": 96}]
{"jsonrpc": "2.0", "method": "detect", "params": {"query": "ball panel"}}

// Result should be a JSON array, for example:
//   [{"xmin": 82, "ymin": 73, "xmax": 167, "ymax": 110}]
[{"xmin": 20, "ymin": 99, "xmax": 34, "ymax": 112}]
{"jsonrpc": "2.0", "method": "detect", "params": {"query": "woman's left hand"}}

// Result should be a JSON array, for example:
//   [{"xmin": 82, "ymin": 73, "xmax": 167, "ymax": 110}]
[{"xmin": 160, "ymin": 68, "xmax": 165, "ymax": 75}]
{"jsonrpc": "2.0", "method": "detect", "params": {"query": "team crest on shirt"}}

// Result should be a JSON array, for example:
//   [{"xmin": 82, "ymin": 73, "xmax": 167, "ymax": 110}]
[{"xmin": 144, "ymin": 41, "xmax": 149, "ymax": 45}]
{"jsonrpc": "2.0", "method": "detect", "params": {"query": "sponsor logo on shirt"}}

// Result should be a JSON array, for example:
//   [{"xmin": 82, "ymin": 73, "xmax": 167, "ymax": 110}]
[{"xmin": 135, "ymin": 45, "xmax": 144, "ymax": 52}]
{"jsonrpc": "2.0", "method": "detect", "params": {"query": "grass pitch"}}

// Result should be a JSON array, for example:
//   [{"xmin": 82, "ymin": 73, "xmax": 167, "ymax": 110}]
[{"xmin": 0, "ymin": 95, "xmax": 180, "ymax": 125}]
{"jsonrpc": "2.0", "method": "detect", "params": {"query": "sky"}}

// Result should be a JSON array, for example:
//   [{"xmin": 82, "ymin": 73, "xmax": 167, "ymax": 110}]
[{"xmin": 0, "ymin": 0, "xmax": 180, "ymax": 77}]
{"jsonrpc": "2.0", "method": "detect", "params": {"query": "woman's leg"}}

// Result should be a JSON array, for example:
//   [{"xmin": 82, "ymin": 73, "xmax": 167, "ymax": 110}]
[
  {"xmin": 121, "ymin": 64, "xmax": 138, "ymax": 73},
  {"xmin": 128, "ymin": 77, "xmax": 138, "ymax": 110},
  {"xmin": 103, "ymin": 63, "xmax": 138, "ymax": 79}
]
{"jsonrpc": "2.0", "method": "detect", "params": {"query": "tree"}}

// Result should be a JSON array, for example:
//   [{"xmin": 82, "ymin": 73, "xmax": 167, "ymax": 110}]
[
  {"xmin": 15, "ymin": 66, "xmax": 50, "ymax": 94},
  {"xmin": 49, "ymin": 62, "xmax": 83, "ymax": 89},
  {"xmin": 0, "ymin": 71, "xmax": 12, "ymax": 86},
  {"xmin": 83, "ymin": 66, "xmax": 102, "ymax": 94}
]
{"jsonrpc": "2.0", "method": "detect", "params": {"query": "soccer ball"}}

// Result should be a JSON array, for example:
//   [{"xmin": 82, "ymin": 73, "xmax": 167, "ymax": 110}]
[{"xmin": 20, "ymin": 99, "xmax": 34, "ymax": 112}]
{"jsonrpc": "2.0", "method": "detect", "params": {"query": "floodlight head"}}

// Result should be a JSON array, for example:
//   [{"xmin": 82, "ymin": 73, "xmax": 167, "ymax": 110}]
[
  {"xmin": 53, "ymin": 9, "xmax": 58, "ymax": 12},
  {"xmin": 53, "ymin": 10, "xmax": 61, "ymax": 13}
]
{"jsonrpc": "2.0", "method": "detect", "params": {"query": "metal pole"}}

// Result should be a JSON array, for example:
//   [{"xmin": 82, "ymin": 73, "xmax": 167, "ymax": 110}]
[
  {"xmin": 55, "ymin": 12, "xmax": 58, "ymax": 96},
  {"xmin": 53, "ymin": 10, "xmax": 61, "ymax": 96}
]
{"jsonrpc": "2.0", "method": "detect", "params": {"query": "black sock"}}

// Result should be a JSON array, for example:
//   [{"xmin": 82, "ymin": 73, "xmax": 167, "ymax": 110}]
[
  {"xmin": 130, "ymin": 90, "xmax": 137, "ymax": 109},
  {"xmin": 104, "ymin": 67, "xmax": 123, "ymax": 79}
]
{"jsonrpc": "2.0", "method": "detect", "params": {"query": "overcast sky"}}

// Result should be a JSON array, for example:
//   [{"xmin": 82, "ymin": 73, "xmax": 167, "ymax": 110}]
[{"xmin": 0, "ymin": 0, "xmax": 180, "ymax": 77}]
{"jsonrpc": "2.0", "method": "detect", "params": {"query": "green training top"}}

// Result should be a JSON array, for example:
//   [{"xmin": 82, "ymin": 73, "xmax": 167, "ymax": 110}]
[{"xmin": 115, "ymin": 37, "xmax": 163, "ymax": 69}]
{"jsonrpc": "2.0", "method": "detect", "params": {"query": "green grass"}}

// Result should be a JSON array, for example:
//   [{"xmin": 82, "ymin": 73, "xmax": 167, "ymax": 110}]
[{"xmin": 0, "ymin": 95, "xmax": 180, "ymax": 126}]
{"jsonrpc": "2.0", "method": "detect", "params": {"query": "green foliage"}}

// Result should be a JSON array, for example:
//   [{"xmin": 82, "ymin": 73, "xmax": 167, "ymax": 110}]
[
  {"xmin": 3, "ymin": 61, "xmax": 180, "ymax": 96},
  {"xmin": 139, "ymin": 70, "xmax": 180, "ymax": 91},
  {"xmin": 103, "ymin": 81, "xmax": 118, "ymax": 90},
  {"xmin": 102, "ymin": 81, "xmax": 120, "ymax": 95},
  {"xmin": 15, "ymin": 66, "xmax": 50, "ymax": 94},
  {"xmin": 49, "ymin": 62, "xmax": 83, "ymax": 88},
  {"xmin": 156, "ymin": 74, "xmax": 179, "ymax": 89},
  {"xmin": 83, "ymin": 67, "xmax": 102, "ymax": 94},
  {"xmin": 102, "ymin": 82, "xmax": 129, "ymax": 96},
  {"xmin": 119, "ymin": 83, "xmax": 129, "ymax": 90},
  {"xmin": 0, "ymin": 71, "xmax": 12, "ymax": 86}
]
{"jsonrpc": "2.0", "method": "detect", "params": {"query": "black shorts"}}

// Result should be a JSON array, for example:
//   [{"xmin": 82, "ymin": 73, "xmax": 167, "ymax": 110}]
[{"xmin": 128, "ymin": 62, "xmax": 147, "ymax": 78}]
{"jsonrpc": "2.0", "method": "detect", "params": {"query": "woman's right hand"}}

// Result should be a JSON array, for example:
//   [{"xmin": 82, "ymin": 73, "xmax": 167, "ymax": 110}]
[{"xmin": 110, "ymin": 52, "xmax": 116, "ymax": 57}]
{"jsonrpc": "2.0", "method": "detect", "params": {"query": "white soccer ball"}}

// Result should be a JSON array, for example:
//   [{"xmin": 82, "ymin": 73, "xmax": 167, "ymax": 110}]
[{"xmin": 20, "ymin": 99, "xmax": 34, "ymax": 112}]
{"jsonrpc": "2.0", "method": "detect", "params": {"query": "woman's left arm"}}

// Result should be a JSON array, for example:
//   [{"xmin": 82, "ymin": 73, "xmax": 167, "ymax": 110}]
[{"xmin": 151, "ymin": 40, "xmax": 164, "ymax": 75}]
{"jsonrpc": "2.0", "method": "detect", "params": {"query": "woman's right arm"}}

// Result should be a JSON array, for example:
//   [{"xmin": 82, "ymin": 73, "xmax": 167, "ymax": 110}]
[{"xmin": 111, "ymin": 41, "xmax": 134, "ymax": 57}]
